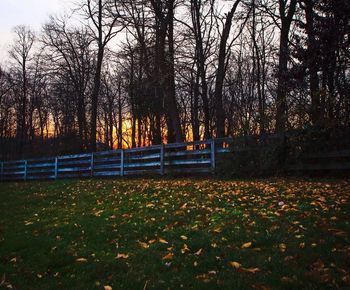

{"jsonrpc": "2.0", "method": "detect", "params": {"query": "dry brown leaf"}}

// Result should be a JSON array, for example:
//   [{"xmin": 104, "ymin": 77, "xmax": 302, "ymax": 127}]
[
  {"xmin": 104, "ymin": 286, "xmax": 112, "ymax": 290},
  {"xmin": 228, "ymin": 261, "xmax": 241, "ymax": 269},
  {"xmin": 162, "ymin": 252, "xmax": 174, "ymax": 260},
  {"xmin": 194, "ymin": 248, "xmax": 203, "ymax": 255},
  {"xmin": 76, "ymin": 258, "xmax": 88, "ymax": 262},
  {"xmin": 241, "ymin": 242, "xmax": 252, "ymax": 249},
  {"xmin": 181, "ymin": 244, "xmax": 190, "ymax": 254},
  {"xmin": 195, "ymin": 273, "xmax": 211, "ymax": 283},
  {"xmin": 116, "ymin": 253, "xmax": 129, "ymax": 259},
  {"xmin": 279, "ymin": 243, "xmax": 287, "ymax": 252},
  {"xmin": 138, "ymin": 241, "xmax": 149, "ymax": 248},
  {"xmin": 238, "ymin": 267, "xmax": 260, "ymax": 274},
  {"xmin": 159, "ymin": 238, "xmax": 169, "ymax": 244}
]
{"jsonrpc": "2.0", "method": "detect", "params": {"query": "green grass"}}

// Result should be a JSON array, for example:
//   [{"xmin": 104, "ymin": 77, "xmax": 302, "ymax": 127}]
[{"xmin": 0, "ymin": 178, "xmax": 349, "ymax": 289}]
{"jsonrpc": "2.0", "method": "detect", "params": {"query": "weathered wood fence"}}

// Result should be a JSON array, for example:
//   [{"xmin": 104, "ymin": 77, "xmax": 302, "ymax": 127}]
[{"xmin": 0, "ymin": 138, "xmax": 232, "ymax": 182}]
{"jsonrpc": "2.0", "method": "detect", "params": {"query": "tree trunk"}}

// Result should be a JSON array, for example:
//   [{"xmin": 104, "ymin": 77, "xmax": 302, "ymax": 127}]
[
  {"xmin": 304, "ymin": 0, "xmax": 321, "ymax": 127},
  {"xmin": 214, "ymin": 0, "xmax": 241, "ymax": 138},
  {"xmin": 165, "ymin": 0, "xmax": 183, "ymax": 142},
  {"xmin": 90, "ymin": 44, "xmax": 104, "ymax": 151},
  {"xmin": 275, "ymin": 0, "xmax": 297, "ymax": 133}
]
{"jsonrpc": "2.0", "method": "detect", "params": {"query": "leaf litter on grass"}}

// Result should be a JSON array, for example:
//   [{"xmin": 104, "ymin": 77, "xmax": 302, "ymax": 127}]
[{"xmin": 0, "ymin": 178, "xmax": 349, "ymax": 289}]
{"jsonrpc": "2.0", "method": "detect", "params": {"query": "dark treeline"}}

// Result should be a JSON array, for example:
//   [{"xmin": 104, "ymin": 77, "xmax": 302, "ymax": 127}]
[{"xmin": 0, "ymin": 0, "xmax": 349, "ymax": 159}]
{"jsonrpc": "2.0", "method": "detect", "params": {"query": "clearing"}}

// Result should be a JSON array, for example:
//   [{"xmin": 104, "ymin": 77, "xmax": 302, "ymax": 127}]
[{"xmin": 0, "ymin": 178, "xmax": 349, "ymax": 289}]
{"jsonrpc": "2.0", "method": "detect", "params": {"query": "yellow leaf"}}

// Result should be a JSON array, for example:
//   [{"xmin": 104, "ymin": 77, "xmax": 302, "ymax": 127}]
[
  {"xmin": 241, "ymin": 242, "xmax": 252, "ymax": 249},
  {"xmin": 76, "ymin": 258, "xmax": 87, "ymax": 262},
  {"xmin": 94, "ymin": 210, "xmax": 103, "ymax": 216},
  {"xmin": 228, "ymin": 261, "xmax": 241, "ymax": 269},
  {"xmin": 279, "ymin": 243, "xmax": 287, "ymax": 252},
  {"xmin": 194, "ymin": 248, "xmax": 202, "ymax": 255},
  {"xmin": 138, "ymin": 241, "xmax": 149, "ymax": 248},
  {"xmin": 181, "ymin": 244, "xmax": 190, "ymax": 254},
  {"xmin": 159, "ymin": 238, "xmax": 168, "ymax": 244},
  {"xmin": 162, "ymin": 252, "xmax": 174, "ymax": 260},
  {"xmin": 116, "ymin": 253, "xmax": 129, "ymax": 259},
  {"xmin": 238, "ymin": 267, "xmax": 260, "ymax": 273}
]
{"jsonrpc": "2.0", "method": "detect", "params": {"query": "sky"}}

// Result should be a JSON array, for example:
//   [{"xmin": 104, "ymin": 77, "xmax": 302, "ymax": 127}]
[{"xmin": 0, "ymin": 0, "xmax": 71, "ymax": 62}]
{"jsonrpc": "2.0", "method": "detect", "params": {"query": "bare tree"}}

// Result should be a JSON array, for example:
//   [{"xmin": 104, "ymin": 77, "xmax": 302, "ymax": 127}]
[
  {"xmin": 84, "ymin": 0, "xmax": 123, "ymax": 151},
  {"xmin": 275, "ymin": 0, "xmax": 298, "ymax": 132},
  {"xmin": 9, "ymin": 25, "xmax": 35, "ymax": 155},
  {"xmin": 214, "ymin": 0, "xmax": 242, "ymax": 138}
]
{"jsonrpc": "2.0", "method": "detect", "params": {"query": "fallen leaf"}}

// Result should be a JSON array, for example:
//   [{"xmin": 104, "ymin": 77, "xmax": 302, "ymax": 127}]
[
  {"xmin": 138, "ymin": 241, "xmax": 149, "ymax": 248},
  {"xmin": 238, "ymin": 267, "xmax": 260, "ymax": 273},
  {"xmin": 194, "ymin": 248, "xmax": 203, "ymax": 255},
  {"xmin": 159, "ymin": 238, "xmax": 168, "ymax": 244},
  {"xmin": 195, "ymin": 273, "xmax": 211, "ymax": 283},
  {"xmin": 228, "ymin": 261, "xmax": 241, "ymax": 269},
  {"xmin": 279, "ymin": 243, "xmax": 287, "ymax": 252},
  {"xmin": 76, "ymin": 258, "xmax": 87, "ymax": 262},
  {"xmin": 181, "ymin": 244, "xmax": 190, "ymax": 254},
  {"xmin": 180, "ymin": 235, "xmax": 188, "ymax": 240},
  {"xmin": 116, "ymin": 253, "xmax": 129, "ymax": 259},
  {"xmin": 104, "ymin": 286, "xmax": 112, "ymax": 290},
  {"xmin": 241, "ymin": 242, "xmax": 252, "ymax": 249},
  {"xmin": 162, "ymin": 252, "xmax": 174, "ymax": 260}
]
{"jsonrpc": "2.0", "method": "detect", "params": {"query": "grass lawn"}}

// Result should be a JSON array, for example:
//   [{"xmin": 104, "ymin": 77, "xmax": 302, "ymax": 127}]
[{"xmin": 0, "ymin": 178, "xmax": 349, "ymax": 289}]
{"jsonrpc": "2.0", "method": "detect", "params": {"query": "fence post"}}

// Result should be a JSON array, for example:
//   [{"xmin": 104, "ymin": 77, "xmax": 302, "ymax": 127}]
[
  {"xmin": 120, "ymin": 149, "xmax": 124, "ymax": 177},
  {"xmin": 211, "ymin": 139, "xmax": 216, "ymax": 174},
  {"xmin": 54, "ymin": 157, "xmax": 58, "ymax": 180},
  {"xmin": 90, "ymin": 153, "xmax": 94, "ymax": 178},
  {"xmin": 24, "ymin": 160, "xmax": 28, "ymax": 181},
  {"xmin": 0, "ymin": 162, "xmax": 3, "ymax": 182},
  {"xmin": 160, "ymin": 144, "xmax": 165, "ymax": 175}
]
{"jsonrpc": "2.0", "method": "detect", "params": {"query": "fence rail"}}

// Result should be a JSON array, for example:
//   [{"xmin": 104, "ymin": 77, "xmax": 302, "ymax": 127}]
[{"xmin": 0, "ymin": 138, "xmax": 232, "ymax": 181}]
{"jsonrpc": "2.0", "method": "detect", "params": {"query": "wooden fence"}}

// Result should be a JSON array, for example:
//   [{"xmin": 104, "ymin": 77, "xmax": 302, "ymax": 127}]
[
  {"xmin": 287, "ymin": 149, "xmax": 350, "ymax": 172},
  {"xmin": 0, "ymin": 138, "xmax": 232, "ymax": 182}
]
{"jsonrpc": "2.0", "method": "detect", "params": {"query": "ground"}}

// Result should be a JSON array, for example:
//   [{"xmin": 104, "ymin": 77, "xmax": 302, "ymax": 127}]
[{"xmin": 0, "ymin": 178, "xmax": 349, "ymax": 290}]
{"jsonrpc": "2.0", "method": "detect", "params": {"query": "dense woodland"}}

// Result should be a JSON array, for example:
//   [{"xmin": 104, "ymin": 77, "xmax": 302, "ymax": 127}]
[{"xmin": 0, "ymin": 0, "xmax": 349, "ymax": 159}]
